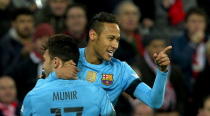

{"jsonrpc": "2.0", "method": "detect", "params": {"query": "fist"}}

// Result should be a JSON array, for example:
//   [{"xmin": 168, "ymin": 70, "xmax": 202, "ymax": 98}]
[{"xmin": 153, "ymin": 46, "xmax": 172, "ymax": 72}]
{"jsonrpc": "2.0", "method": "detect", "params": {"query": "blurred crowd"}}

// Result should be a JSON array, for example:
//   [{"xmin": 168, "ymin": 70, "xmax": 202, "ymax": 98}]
[{"xmin": 0, "ymin": 0, "xmax": 210, "ymax": 116}]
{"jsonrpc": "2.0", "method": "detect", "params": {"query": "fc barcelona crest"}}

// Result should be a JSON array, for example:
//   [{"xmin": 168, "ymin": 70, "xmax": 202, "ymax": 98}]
[
  {"xmin": 86, "ymin": 71, "xmax": 97, "ymax": 82},
  {"xmin": 101, "ymin": 74, "xmax": 113, "ymax": 86}
]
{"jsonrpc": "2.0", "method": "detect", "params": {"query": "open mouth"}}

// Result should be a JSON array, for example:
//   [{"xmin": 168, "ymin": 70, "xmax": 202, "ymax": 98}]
[{"xmin": 107, "ymin": 50, "xmax": 114, "ymax": 57}]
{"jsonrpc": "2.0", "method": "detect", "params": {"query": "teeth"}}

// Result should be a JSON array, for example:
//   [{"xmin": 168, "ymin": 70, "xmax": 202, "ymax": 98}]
[{"xmin": 107, "ymin": 51, "xmax": 113, "ymax": 57}]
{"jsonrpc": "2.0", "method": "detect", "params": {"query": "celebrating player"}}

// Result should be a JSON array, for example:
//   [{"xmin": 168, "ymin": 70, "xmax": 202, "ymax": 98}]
[
  {"xmin": 21, "ymin": 34, "xmax": 115, "ymax": 116},
  {"xmin": 58, "ymin": 12, "xmax": 172, "ymax": 108}
]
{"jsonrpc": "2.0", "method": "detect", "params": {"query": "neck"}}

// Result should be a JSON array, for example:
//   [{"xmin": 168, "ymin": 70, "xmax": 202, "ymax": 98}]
[{"xmin": 85, "ymin": 44, "xmax": 102, "ymax": 64}]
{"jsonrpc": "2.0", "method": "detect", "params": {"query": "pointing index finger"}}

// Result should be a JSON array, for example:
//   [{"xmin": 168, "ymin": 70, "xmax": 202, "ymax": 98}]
[{"xmin": 160, "ymin": 46, "xmax": 172, "ymax": 54}]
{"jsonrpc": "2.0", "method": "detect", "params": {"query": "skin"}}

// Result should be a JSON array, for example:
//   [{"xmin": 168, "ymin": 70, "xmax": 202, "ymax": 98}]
[
  {"xmin": 35, "ymin": 36, "xmax": 50, "ymax": 53},
  {"xmin": 43, "ymin": 50, "xmax": 53, "ymax": 76},
  {"xmin": 203, "ymin": 98, "xmax": 210, "ymax": 116},
  {"xmin": 12, "ymin": 15, "xmax": 35, "ymax": 54},
  {"xmin": 65, "ymin": 6, "xmax": 87, "ymax": 38},
  {"xmin": 133, "ymin": 103, "xmax": 154, "ymax": 116},
  {"xmin": 146, "ymin": 39, "xmax": 179, "ymax": 116},
  {"xmin": 116, "ymin": 2, "xmax": 140, "ymax": 33},
  {"xmin": 43, "ymin": 50, "xmax": 78, "ymax": 78},
  {"xmin": 198, "ymin": 98, "xmax": 210, "ymax": 116},
  {"xmin": 12, "ymin": 15, "xmax": 34, "ymax": 39},
  {"xmin": 147, "ymin": 39, "xmax": 166, "ymax": 59},
  {"xmin": 0, "ymin": 76, "xmax": 17, "ymax": 104},
  {"xmin": 185, "ymin": 14, "xmax": 206, "ymax": 44},
  {"xmin": 86, "ymin": 23, "xmax": 120, "ymax": 64},
  {"xmin": 49, "ymin": 0, "xmax": 69, "ymax": 17},
  {"xmin": 57, "ymin": 22, "xmax": 172, "ymax": 78},
  {"xmin": 0, "ymin": 0, "xmax": 10, "ymax": 9}
]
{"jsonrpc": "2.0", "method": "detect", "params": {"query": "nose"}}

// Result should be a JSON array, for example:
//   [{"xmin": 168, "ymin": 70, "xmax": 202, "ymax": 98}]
[{"xmin": 112, "ymin": 39, "xmax": 119, "ymax": 49}]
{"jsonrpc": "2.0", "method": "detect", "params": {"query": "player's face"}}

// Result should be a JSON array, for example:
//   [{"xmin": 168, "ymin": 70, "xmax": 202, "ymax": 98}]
[
  {"xmin": 0, "ymin": 77, "xmax": 17, "ymax": 104},
  {"xmin": 93, "ymin": 23, "xmax": 120, "ymax": 61},
  {"xmin": 185, "ymin": 14, "xmax": 206, "ymax": 34},
  {"xmin": 43, "ymin": 50, "xmax": 53, "ymax": 76}
]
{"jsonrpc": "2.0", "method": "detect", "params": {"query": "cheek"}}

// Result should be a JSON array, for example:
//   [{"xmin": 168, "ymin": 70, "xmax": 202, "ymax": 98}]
[
  {"xmin": 43, "ymin": 61, "xmax": 49, "ymax": 69},
  {"xmin": 95, "ymin": 40, "xmax": 107, "ymax": 54}
]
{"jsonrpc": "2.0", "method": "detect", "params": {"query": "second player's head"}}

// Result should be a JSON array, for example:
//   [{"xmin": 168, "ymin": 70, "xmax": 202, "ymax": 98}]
[
  {"xmin": 88, "ymin": 12, "xmax": 120, "ymax": 61},
  {"xmin": 43, "ymin": 34, "xmax": 79, "ymax": 76}
]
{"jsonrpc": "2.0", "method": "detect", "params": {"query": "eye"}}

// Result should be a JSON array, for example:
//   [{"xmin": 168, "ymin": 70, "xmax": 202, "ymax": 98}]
[
  {"xmin": 109, "ymin": 37, "xmax": 114, "ymax": 40},
  {"xmin": 116, "ymin": 38, "xmax": 120, "ymax": 42},
  {"xmin": 108, "ymin": 36, "xmax": 115, "ymax": 41}
]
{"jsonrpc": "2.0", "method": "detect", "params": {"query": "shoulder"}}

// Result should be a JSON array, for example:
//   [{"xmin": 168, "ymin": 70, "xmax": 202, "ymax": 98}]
[
  {"xmin": 171, "ymin": 33, "xmax": 188, "ymax": 42},
  {"xmin": 110, "ymin": 57, "xmax": 128, "ymax": 66},
  {"xmin": 76, "ymin": 80, "xmax": 105, "ymax": 94}
]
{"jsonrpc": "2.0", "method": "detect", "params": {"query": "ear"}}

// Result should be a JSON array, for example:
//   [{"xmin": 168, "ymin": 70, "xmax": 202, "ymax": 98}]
[
  {"xmin": 89, "ymin": 29, "xmax": 97, "ymax": 41},
  {"xmin": 53, "ymin": 57, "xmax": 64, "ymax": 69}
]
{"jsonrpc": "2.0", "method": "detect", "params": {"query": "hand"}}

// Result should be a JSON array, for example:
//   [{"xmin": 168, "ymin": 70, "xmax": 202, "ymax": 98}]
[
  {"xmin": 143, "ymin": 18, "xmax": 154, "ymax": 28},
  {"xmin": 55, "ymin": 60, "xmax": 79, "ymax": 79},
  {"xmin": 190, "ymin": 31, "xmax": 205, "ymax": 44},
  {"xmin": 21, "ymin": 40, "xmax": 35, "ymax": 55},
  {"xmin": 153, "ymin": 46, "xmax": 172, "ymax": 72}
]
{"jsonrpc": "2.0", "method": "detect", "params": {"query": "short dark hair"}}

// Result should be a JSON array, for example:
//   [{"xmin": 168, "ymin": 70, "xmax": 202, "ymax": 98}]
[
  {"xmin": 143, "ymin": 34, "xmax": 169, "ymax": 47},
  {"xmin": 88, "ymin": 12, "xmax": 119, "ymax": 35},
  {"xmin": 185, "ymin": 7, "xmax": 208, "ymax": 22},
  {"xmin": 65, "ymin": 3, "xmax": 87, "ymax": 19},
  {"xmin": 11, "ymin": 8, "xmax": 34, "ymax": 21},
  {"xmin": 45, "ymin": 34, "xmax": 79, "ymax": 64}
]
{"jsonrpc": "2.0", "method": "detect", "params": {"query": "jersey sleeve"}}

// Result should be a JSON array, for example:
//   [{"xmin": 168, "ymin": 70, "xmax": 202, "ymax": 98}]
[
  {"xmin": 121, "ymin": 62, "xmax": 140, "ymax": 91},
  {"xmin": 21, "ymin": 93, "xmax": 33, "ymax": 116},
  {"xmin": 98, "ymin": 88, "xmax": 116, "ymax": 116},
  {"xmin": 134, "ymin": 69, "xmax": 168, "ymax": 108}
]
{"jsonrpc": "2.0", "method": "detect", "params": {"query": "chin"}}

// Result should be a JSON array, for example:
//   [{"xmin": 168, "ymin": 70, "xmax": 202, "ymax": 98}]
[{"xmin": 104, "ymin": 57, "xmax": 112, "ymax": 61}]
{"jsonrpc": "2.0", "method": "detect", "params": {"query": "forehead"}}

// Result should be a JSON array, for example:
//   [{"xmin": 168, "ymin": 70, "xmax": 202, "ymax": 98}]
[
  {"xmin": 68, "ymin": 7, "xmax": 84, "ymax": 12},
  {"xmin": 100, "ymin": 23, "xmax": 120, "ymax": 36},
  {"xmin": 119, "ymin": 3, "xmax": 138, "ymax": 13},
  {"xmin": 16, "ymin": 15, "xmax": 33, "ymax": 21},
  {"xmin": 0, "ymin": 77, "xmax": 14, "ymax": 86},
  {"xmin": 151, "ymin": 39, "xmax": 165, "ymax": 44},
  {"xmin": 187, "ymin": 14, "xmax": 205, "ymax": 21}
]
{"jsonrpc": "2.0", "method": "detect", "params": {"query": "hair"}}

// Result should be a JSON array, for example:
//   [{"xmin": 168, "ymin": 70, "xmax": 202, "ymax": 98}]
[
  {"xmin": 88, "ymin": 12, "xmax": 119, "ymax": 35},
  {"xmin": 11, "ymin": 8, "xmax": 34, "ymax": 21},
  {"xmin": 143, "ymin": 34, "xmax": 169, "ymax": 47},
  {"xmin": 185, "ymin": 7, "xmax": 208, "ymax": 23},
  {"xmin": 65, "ymin": 3, "xmax": 87, "ymax": 19},
  {"xmin": 44, "ymin": 34, "xmax": 79, "ymax": 64}
]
